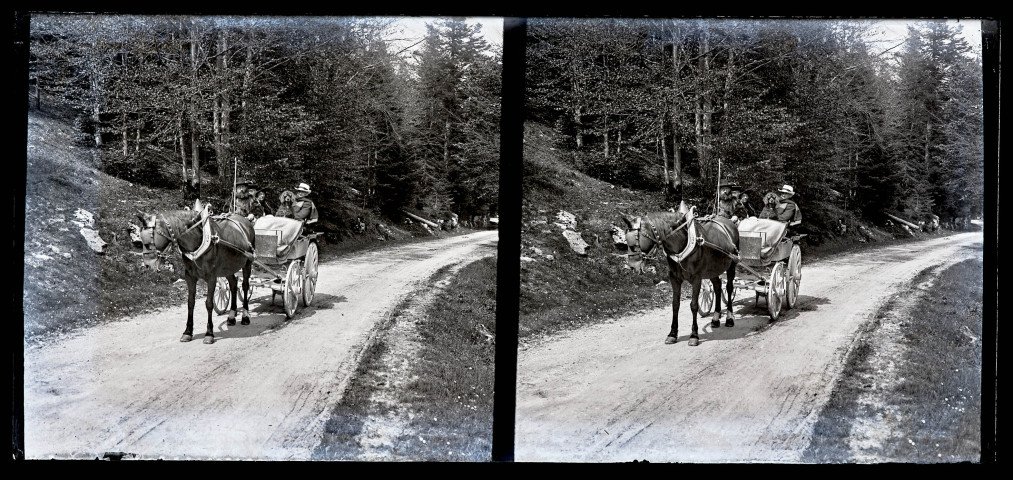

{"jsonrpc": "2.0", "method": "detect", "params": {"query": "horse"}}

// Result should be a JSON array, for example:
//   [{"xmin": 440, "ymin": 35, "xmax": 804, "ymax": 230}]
[
  {"xmin": 137, "ymin": 200, "xmax": 256, "ymax": 344},
  {"xmin": 622, "ymin": 203, "xmax": 740, "ymax": 346}
]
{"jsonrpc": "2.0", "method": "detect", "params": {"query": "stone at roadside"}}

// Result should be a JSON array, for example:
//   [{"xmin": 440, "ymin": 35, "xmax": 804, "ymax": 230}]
[
  {"xmin": 611, "ymin": 225, "xmax": 626, "ymax": 247},
  {"xmin": 555, "ymin": 210, "xmax": 577, "ymax": 230},
  {"xmin": 129, "ymin": 223, "xmax": 143, "ymax": 245},
  {"xmin": 72, "ymin": 208, "xmax": 95, "ymax": 228},
  {"xmin": 562, "ymin": 230, "xmax": 589, "ymax": 256},
  {"xmin": 80, "ymin": 228, "xmax": 107, "ymax": 254}
]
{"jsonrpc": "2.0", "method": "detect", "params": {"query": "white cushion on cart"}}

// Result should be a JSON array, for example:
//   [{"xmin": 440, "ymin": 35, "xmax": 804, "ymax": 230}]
[
  {"xmin": 254, "ymin": 215, "xmax": 303, "ymax": 254},
  {"xmin": 737, "ymin": 217, "xmax": 788, "ymax": 259}
]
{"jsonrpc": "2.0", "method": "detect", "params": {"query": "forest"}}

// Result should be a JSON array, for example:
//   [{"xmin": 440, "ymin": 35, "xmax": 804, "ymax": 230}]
[
  {"xmin": 524, "ymin": 19, "xmax": 985, "ymax": 238},
  {"xmin": 28, "ymin": 15, "xmax": 502, "ymax": 235}
]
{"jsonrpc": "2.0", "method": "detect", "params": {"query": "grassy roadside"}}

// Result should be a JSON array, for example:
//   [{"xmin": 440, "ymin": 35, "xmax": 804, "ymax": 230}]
[
  {"xmin": 313, "ymin": 256, "xmax": 497, "ymax": 461},
  {"xmin": 802, "ymin": 257, "xmax": 984, "ymax": 463}
]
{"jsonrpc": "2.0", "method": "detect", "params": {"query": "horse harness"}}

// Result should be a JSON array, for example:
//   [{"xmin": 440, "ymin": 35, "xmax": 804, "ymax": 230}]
[
  {"xmin": 636, "ymin": 212, "xmax": 741, "ymax": 268},
  {"xmin": 145, "ymin": 212, "xmax": 254, "ymax": 263}
]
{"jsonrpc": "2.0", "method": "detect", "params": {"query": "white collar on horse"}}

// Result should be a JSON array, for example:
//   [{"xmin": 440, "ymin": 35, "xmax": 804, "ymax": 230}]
[{"xmin": 184, "ymin": 203, "xmax": 213, "ymax": 261}]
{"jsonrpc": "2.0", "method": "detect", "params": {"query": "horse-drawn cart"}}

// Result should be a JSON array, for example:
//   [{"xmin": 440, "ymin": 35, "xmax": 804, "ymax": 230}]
[
  {"xmin": 214, "ymin": 216, "xmax": 320, "ymax": 319},
  {"xmin": 698, "ymin": 217, "xmax": 803, "ymax": 321}
]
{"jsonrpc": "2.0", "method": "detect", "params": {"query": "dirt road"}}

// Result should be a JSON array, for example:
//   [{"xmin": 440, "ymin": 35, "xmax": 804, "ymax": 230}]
[
  {"xmin": 22, "ymin": 230, "xmax": 498, "ymax": 460},
  {"xmin": 514, "ymin": 231, "xmax": 983, "ymax": 463}
]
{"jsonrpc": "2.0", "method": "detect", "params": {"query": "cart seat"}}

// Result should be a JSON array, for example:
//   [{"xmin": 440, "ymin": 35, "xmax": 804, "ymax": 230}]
[
  {"xmin": 254, "ymin": 215, "xmax": 304, "ymax": 257},
  {"xmin": 737, "ymin": 217, "xmax": 789, "ymax": 262}
]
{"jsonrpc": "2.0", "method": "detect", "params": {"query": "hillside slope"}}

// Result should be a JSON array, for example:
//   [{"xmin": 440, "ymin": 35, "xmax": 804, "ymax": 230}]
[
  {"xmin": 24, "ymin": 108, "xmax": 191, "ymax": 338},
  {"xmin": 520, "ymin": 122, "xmax": 675, "ymax": 337}
]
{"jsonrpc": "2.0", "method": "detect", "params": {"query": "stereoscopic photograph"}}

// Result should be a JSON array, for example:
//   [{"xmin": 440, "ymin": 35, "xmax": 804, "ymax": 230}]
[{"xmin": 17, "ymin": 13, "xmax": 994, "ymax": 465}]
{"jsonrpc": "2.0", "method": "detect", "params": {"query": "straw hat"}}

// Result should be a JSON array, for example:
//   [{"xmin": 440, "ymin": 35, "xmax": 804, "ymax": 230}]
[
  {"xmin": 778, "ymin": 185, "xmax": 795, "ymax": 196},
  {"xmin": 295, "ymin": 183, "xmax": 312, "ymax": 194}
]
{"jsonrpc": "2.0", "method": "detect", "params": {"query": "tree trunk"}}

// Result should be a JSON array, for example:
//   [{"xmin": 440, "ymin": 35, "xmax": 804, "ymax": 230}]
[
  {"xmin": 662, "ymin": 134, "xmax": 669, "ymax": 187},
  {"xmin": 617, "ymin": 127, "xmax": 622, "ymax": 158},
  {"xmin": 178, "ymin": 113, "xmax": 189, "ymax": 185},
  {"xmin": 33, "ymin": 79, "xmax": 41, "ymax": 110},
  {"xmin": 669, "ymin": 29, "xmax": 683, "ymax": 197},
  {"xmin": 121, "ymin": 112, "xmax": 129, "ymax": 156},
  {"xmin": 574, "ymin": 106, "xmax": 583, "ymax": 149},
  {"xmin": 91, "ymin": 76, "xmax": 103, "ymax": 147},
  {"xmin": 239, "ymin": 43, "xmax": 254, "ymax": 161},
  {"xmin": 696, "ymin": 30, "xmax": 713, "ymax": 184},
  {"xmin": 189, "ymin": 27, "xmax": 201, "ymax": 197},
  {"xmin": 603, "ymin": 117, "xmax": 610, "ymax": 158},
  {"xmin": 214, "ymin": 29, "xmax": 230, "ymax": 185}
]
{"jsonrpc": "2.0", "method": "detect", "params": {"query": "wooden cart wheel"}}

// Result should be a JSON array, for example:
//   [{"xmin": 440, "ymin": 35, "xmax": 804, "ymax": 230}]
[
  {"xmin": 698, "ymin": 280, "xmax": 715, "ymax": 315},
  {"xmin": 302, "ymin": 242, "xmax": 318, "ymax": 307},
  {"xmin": 785, "ymin": 245, "xmax": 802, "ymax": 309},
  {"xmin": 767, "ymin": 262, "xmax": 786, "ymax": 321},
  {"xmin": 213, "ymin": 277, "xmax": 231, "ymax": 315},
  {"xmin": 284, "ymin": 260, "xmax": 302, "ymax": 319}
]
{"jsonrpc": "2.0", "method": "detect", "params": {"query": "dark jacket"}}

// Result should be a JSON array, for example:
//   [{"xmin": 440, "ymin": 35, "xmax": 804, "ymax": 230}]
[
  {"xmin": 714, "ymin": 196, "xmax": 749, "ymax": 220},
  {"xmin": 292, "ymin": 197, "xmax": 318, "ymax": 224},
  {"xmin": 233, "ymin": 190, "xmax": 263, "ymax": 218},
  {"xmin": 760, "ymin": 198, "xmax": 799, "ymax": 223}
]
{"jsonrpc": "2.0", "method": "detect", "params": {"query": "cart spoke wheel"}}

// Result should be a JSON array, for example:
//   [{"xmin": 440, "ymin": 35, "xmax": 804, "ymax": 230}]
[
  {"xmin": 302, "ymin": 242, "xmax": 318, "ymax": 307},
  {"xmin": 767, "ymin": 262, "xmax": 786, "ymax": 321},
  {"xmin": 213, "ymin": 277, "xmax": 230, "ymax": 315},
  {"xmin": 698, "ymin": 280, "xmax": 715, "ymax": 315},
  {"xmin": 284, "ymin": 260, "xmax": 302, "ymax": 319},
  {"xmin": 785, "ymin": 245, "xmax": 802, "ymax": 309}
]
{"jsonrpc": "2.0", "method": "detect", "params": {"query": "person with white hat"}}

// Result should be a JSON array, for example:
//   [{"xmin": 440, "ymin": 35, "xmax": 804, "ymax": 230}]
[
  {"xmin": 291, "ymin": 182, "xmax": 318, "ymax": 225},
  {"xmin": 759, "ymin": 184, "xmax": 800, "ymax": 224}
]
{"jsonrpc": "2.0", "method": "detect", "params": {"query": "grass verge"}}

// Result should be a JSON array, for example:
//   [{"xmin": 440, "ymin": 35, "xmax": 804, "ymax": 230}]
[
  {"xmin": 802, "ymin": 257, "xmax": 983, "ymax": 463},
  {"xmin": 314, "ymin": 256, "xmax": 497, "ymax": 461}
]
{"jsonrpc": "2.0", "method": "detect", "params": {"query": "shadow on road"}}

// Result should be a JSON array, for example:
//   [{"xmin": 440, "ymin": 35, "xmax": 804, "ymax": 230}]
[
  {"xmin": 680, "ymin": 294, "xmax": 831, "ymax": 345},
  {"xmin": 203, "ymin": 293, "xmax": 348, "ymax": 343}
]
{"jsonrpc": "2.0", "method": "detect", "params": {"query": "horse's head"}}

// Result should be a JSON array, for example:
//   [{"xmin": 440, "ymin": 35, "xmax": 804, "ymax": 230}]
[
  {"xmin": 621, "ymin": 207, "xmax": 697, "ymax": 274},
  {"xmin": 135, "ymin": 209, "xmax": 203, "ymax": 270},
  {"xmin": 136, "ymin": 211, "xmax": 171, "ymax": 270},
  {"xmin": 621, "ymin": 215, "xmax": 657, "ymax": 274}
]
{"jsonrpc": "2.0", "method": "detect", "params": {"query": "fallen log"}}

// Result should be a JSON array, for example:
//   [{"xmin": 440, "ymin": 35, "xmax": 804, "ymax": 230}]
[
  {"xmin": 883, "ymin": 212, "xmax": 920, "ymax": 230},
  {"xmin": 402, "ymin": 210, "xmax": 439, "ymax": 228}
]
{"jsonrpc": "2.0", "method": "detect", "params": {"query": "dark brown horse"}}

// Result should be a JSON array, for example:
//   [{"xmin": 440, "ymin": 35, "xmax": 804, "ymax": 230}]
[
  {"xmin": 137, "ymin": 201, "xmax": 256, "ymax": 344},
  {"xmin": 623, "ymin": 204, "xmax": 739, "ymax": 346}
]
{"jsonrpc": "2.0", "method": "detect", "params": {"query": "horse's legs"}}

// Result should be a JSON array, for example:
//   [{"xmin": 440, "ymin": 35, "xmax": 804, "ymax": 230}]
[
  {"xmin": 181, "ymin": 278, "xmax": 197, "ymax": 342},
  {"xmin": 227, "ymin": 274, "xmax": 239, "ymax": 326},
  {"xmin": 203, "ymin": 277, "xmax": 216, "ymax": 344},
  {"xmin": 724, "ymin": 266, "xmax": 737, "ymax": 327},
  {"xmin": 241, "ymin": 262, "xmax": 252, "ymax": 325},
  {"xmin": 710, "ymin": 277, "xmax": 723, "ymax": 328},
  {"xmin": 665, "ymin": 276, "xmax": 681, "ymax": 344},
  {"xmin": 689, "ymin": 280, "xmax": 702, "ymax": 347}
]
